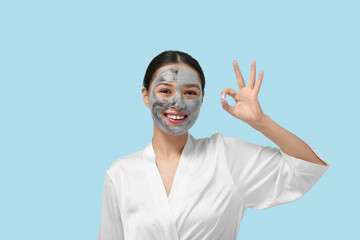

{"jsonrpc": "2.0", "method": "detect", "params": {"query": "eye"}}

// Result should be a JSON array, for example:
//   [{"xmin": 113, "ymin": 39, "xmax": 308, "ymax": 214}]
[
  {"xmin": 159, "ymin": 89, "xmax": 171, "ymax": 94},
  {"xmin": 185, "ymin": 90, "xmax": 197, "ymax": 95}
]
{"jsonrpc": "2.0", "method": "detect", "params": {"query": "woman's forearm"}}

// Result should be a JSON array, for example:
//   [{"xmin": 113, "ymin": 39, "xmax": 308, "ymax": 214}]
[{"xmin": 250, "ymin": 114, "xmax": 328, "ymax": 166}]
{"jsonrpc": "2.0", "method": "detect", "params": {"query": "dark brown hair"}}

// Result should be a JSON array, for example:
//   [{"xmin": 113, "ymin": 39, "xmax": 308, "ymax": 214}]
[{"xmin": 143, "ymin": 50, "xmax": 205, "ymax": 92}]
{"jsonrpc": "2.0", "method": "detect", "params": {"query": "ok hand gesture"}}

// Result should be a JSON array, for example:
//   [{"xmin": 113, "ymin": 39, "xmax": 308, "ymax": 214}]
[{"xmin": 220, "ymin": 60, "xmax": 266, "ymax": 126}]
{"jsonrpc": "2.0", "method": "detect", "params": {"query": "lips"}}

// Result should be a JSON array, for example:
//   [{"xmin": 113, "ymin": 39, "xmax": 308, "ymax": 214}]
[{"xmin": 163, "ymin": 111, "xmax": 189, "ymax": 124}]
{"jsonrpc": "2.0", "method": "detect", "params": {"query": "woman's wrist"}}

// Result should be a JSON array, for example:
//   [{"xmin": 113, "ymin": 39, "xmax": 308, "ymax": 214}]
[{"xmin": 249, "ymin": 114, "xmax": 272, "ymax": 131}]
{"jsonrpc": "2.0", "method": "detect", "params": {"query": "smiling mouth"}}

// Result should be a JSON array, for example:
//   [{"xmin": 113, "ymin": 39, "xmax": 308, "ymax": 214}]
[{"xmin": 163, "ymin": 112, "xmax": 189, "ymax": 124}]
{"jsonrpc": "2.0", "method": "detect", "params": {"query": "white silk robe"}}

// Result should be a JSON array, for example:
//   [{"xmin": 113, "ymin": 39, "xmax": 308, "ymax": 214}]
[{"xmin": 98, "ymin": 132, "xmax": 331, "ymax": 240}]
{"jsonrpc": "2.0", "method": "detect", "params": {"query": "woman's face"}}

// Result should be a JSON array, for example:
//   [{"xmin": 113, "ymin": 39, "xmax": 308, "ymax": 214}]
[{"xmin": 148, "ymin": 64, "xmax": 203, "ymax": 136}]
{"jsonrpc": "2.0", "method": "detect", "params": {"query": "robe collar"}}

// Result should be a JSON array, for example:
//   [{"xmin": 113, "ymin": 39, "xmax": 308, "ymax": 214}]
[
  {"xmin": 141, "ymin": 133, "xmax": 196, "ymax": 239},
  {"xmin": 142, "ymin": 132, "xmax": 195, "ymax": 202},
  {"xmin": 143, "ymin": 132, "xmax": 195, "ymax": 164}
]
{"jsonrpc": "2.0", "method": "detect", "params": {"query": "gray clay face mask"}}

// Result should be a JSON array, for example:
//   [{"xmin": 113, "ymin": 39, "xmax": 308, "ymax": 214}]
[{"xmin": 149, "ymin": 65, "xmax": 203, "ymax": 136}]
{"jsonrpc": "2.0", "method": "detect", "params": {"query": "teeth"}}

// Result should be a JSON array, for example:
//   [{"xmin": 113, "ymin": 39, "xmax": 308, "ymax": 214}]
[{"xmin": 166, "ymin": 114, "xmax": 185, "ymax": 120}]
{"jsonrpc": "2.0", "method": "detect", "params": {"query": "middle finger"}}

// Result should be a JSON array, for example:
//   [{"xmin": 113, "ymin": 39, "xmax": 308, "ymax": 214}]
[
  {"xmin": 233, "ymin": 60, "xmax": 245, "ymax": 89},
  {"xmin": 248, "ymin": 61, "xmax": 256, "ymax": 89}
]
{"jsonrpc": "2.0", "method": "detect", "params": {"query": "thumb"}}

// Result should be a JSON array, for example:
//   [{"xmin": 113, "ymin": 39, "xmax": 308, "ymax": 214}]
[{"xmin": 220, "ymin": 98, "xmax": 235, "ymax": 114}]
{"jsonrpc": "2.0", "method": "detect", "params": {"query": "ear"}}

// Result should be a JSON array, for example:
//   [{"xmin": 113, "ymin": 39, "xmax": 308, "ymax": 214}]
[
  {"xmin": 201, "ymin": 91, "xmax": 205, "ymax": 103},
  {"xmin": 142, "ymin": 87, "xmax": 150, "ymax": 109}
]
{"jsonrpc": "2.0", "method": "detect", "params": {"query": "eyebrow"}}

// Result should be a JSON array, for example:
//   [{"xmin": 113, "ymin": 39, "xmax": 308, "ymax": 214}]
[
  {"xmin": 155, "ymin": 83, "xmax": 200, "ymax": 89},
  {"xmin": 155, "ymin": 83, "xmax": 175, "ymax": 87},
  {"xmin": 183, "ymin": 84, "xmax": 200, "ymax": 89}
]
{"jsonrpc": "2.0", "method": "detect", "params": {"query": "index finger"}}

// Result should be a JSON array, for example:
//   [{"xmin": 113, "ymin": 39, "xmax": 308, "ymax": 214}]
[{"xmin": 233, "ymin": 60, "xmax": 245, "ymax": 89}]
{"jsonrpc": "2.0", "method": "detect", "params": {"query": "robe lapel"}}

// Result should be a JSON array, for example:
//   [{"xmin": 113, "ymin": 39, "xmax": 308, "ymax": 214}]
[{"xmin": 142, "ymin": 133, "xmax": 194, "ymax": 240}]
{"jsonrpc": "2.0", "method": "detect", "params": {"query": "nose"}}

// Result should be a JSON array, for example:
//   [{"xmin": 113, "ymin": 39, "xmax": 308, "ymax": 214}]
[{"xmin": 171, "ymin": 93, "xmax": 185, "ymax": 110}]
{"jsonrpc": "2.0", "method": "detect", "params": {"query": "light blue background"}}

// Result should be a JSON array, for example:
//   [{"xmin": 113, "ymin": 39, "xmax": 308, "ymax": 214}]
[{"xmin": 1, "ymin": 0, "xmax": 358, "ymax": 239}]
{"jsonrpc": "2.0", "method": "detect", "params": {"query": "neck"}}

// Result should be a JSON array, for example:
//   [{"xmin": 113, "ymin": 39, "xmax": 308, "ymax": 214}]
[{"xmin": 152, "ymin": 123, "xmax": 188, "ymax": 159}]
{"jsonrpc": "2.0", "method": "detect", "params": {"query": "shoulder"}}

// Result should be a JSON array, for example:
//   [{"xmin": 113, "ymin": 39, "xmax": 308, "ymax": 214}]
[
  {"xmin": 200, "ymin": 132, "xmax": 264, "ymax": 156},
  {"xmin": 195, "ymin": 132, "xmax": 252, "ymax": 147},
  {"xmin": 190, "ymin": 132, "xmax": 229, "ymax": 153},
  {"xmin": 190, "ymin": 132, "xmax": 222, "ymax": 146},
  {"xmin": 105, "ymin": 148, "xmax": 145, "ymax": 178},
  {"xmin": 191, "ymin": 132, "xmax": 251, "ymax": 146},
  {"xmin": 193, "ymin": 132, "xmax": 224, "ymax": 142}
]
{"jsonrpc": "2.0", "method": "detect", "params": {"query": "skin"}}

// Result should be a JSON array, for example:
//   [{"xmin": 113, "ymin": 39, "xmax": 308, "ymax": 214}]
[
  {"xmin": 142, "ymin": 63, "xmax": 205, "ymax": 197},
  {"xmin": 149, "ymin": 65, "xmax": 203, "ymax": 136},
  {"xmin": 220, "ymin": 60, "xmax": 327, "ymax": 166},
  {"xmin": 142, "ymin": 60, "xmax": 327, "ymax": 197},
  {"xmin": 142, "ymin": 63, "xmax": 205, "ymax": 161}
]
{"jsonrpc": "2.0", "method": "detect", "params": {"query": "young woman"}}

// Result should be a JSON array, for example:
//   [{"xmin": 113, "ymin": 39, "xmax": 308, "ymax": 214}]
[{"xmin": 98, "ymin": 50, "xmax": 331, "ymax": 240}]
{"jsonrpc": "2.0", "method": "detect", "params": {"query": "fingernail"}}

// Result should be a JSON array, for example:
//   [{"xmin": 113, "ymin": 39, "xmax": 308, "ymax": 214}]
[{"xmin": 221, "ymin": 94, "xmax": 225, "ymax": 99}]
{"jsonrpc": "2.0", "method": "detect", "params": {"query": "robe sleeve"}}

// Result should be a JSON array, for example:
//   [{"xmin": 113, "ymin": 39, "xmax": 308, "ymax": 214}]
[
  {"xmin": 221, "ymin": 135, "xmax": 331, "ymax": 210},
  {"xmin": 98, "ymin": 171, "xmax": 125, "ymax": 240}
]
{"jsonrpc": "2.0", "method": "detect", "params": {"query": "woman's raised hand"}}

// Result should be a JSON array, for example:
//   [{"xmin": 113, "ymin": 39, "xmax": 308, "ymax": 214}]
[{"xmin": 220, "ymin": 60, "xmax": 266, "ymax": 126}]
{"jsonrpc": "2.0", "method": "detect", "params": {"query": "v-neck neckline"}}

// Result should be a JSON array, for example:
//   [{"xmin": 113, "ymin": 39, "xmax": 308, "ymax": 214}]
[
  {"xmin": 142, "ymin": 133, "xmax": 195, "ymax": 239},
  {"xmin": 144, "ymin": 133, "xmax": 194, "ymax": 203}
]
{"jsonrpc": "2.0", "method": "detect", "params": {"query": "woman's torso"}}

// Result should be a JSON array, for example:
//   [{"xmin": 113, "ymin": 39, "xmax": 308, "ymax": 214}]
[{"xmin": 106, "ymin": 133, "xmax": 245, "ymax": 240}]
